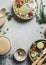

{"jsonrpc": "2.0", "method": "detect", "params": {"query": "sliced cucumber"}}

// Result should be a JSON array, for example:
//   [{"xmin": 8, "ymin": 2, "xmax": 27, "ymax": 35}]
[
  {"xmin": 37, "ymin": 42, "xmax": 44, "ymax": 49},
  {"xmin": 31, "ymin": 52, "xmax": 39, "ymax": 58}
]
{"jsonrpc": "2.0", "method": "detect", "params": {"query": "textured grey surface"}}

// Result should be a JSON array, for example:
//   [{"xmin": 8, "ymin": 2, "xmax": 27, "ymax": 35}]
[{"xmin": 0, "ymin": 0, "xmax": 46, "ymax": 65}]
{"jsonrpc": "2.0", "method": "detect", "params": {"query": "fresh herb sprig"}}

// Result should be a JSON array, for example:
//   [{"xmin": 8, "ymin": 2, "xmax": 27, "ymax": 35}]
[
  {"xmin": 6, "ymin": 12, "xmax": 13, "ymax": 21},
  {"xmin": 36, "ymin": 0, "xmax": 46, "ymax": 24},
  {"xmin": 0, "ymin": 28, "xmax": 9, "ymax": 35},
  {"xmin": 7, "ymin": 15, "xmax": 13, "ymax": 21}
]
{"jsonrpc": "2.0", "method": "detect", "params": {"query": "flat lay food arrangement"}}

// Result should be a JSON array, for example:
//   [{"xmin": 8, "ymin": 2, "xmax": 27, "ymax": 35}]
[{"xmin": 0, "ymin": 0, "xmax": 46, "ymax": 65}]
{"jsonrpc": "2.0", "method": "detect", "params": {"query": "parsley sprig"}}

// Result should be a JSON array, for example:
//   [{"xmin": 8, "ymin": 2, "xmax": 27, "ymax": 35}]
[{"xmin": 6, "ymin": 12, "xmax": 13, "ymax": 21}]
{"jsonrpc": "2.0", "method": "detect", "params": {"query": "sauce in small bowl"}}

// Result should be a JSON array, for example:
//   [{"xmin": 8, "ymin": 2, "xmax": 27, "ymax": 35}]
[{"xmin": 14, "ymin": 49, "xmax": 27, "ymax": 62}]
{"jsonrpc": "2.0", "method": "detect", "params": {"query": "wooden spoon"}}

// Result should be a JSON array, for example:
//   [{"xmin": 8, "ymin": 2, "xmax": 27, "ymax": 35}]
[
  {"xmin": 0, "ymin": 8, "xmax": 6, "ymax": 27},
  {"xmin": 0, "ymin": 8, "xmax": 6, "ymax": 17},
  {"xmin": 32, "ymin": 48, "xmax": 46, "ymax": 65}
]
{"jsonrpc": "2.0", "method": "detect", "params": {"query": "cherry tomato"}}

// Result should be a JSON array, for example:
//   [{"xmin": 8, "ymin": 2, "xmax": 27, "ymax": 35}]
[{"xmin": 28, "ymin": 11, "xmax": 33, "ymax": 16}]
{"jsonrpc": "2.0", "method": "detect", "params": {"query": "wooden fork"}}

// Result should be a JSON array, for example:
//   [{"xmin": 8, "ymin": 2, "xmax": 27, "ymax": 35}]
[{"xmin": 32, "ymin": 48, "xmax": 46, "ymax": 65}]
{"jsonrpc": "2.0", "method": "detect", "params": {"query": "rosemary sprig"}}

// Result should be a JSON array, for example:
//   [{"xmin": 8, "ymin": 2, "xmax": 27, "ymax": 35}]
[{"xmin": 36, "ymin": 0, "xmax": 46, "ymax": 24}]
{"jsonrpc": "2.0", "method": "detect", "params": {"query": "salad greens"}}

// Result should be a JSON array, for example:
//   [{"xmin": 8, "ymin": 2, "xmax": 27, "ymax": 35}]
[{"xmin": 25, "ymin": 0, "xmax": 29, "ymax": 2}]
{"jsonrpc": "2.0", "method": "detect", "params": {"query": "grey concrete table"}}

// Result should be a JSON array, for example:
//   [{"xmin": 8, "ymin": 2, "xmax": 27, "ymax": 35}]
[{"xmin": 0, "ymin": 0, "xmax": 46, "ymax": 65}]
